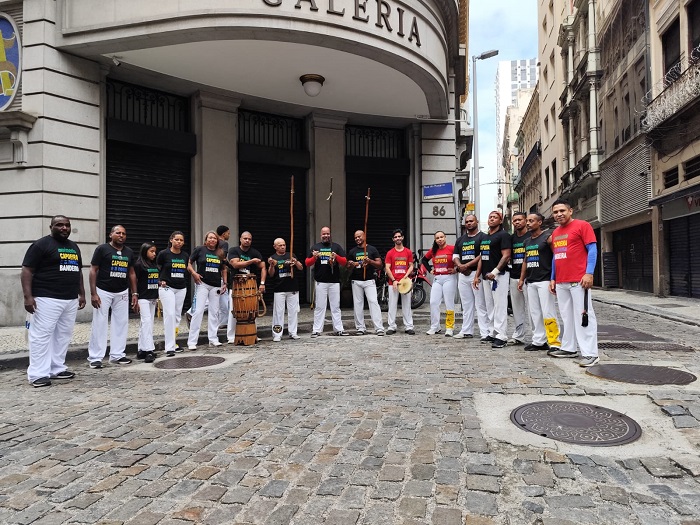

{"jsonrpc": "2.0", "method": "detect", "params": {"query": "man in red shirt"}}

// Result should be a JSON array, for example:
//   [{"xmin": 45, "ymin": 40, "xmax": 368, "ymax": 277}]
[
  {"xmin": 548, "ymin": 199, "xmax": 599, "ymax": 367},
  {"xmin": 384, "ymin": 229, "xmax": 415, "ymax": 335}
]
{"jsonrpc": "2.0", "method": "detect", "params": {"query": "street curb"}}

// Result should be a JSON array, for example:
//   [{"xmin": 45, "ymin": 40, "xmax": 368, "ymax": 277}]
[{"xmin": 593, "ymin": 298, "xmax": 700, "ymax": 328}]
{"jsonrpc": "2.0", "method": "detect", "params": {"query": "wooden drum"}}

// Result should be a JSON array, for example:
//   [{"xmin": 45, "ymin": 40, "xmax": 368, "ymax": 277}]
[{"xmin": 232, "ymin": 274, "xmax": 259, "ymax": 323}]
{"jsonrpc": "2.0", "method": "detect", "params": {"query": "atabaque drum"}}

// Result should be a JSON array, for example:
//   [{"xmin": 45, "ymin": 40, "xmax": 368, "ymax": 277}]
[{"xmin": 232, "ymin": 274, "xmax": 259, "ymax": 323}]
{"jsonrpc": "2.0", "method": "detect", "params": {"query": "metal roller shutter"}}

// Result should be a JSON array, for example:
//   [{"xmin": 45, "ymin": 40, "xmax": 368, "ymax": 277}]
[
  {"xmin": 690, "ymin": 214, "xmax": 700, "ymax": 298},
  {"xmin": 238, "ymin": 163, "xmax": 308, "ymax": 304},
  {"xmin": 612, "ymin": 223, "xmax": 653, "ymax": 292},
  {"xmin": 668, "ymin": 216, "xmax": 691, "ymax": 297},
  {"xmin": 346, "ymin": 173, "xmax": 409, "ymax": 258},
  {"xmin": 106, "ymin": 141, "xmax": 192, "ymax": 251}
]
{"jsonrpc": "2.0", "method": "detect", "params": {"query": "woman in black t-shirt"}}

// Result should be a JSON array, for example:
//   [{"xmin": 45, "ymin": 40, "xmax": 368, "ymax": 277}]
[
  {"xmin": 186, "ymin": 231, "xmax": 228, "ymax": 349},
  {"xmin": 134, "ymin": 242, "xmax": 159, "ymax": 363},
  {"xmin": 157, "ymin": 231, "xmax": 189, "ymax": 356}
]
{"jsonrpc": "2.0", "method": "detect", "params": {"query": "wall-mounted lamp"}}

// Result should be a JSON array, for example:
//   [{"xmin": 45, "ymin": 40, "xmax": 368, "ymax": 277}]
[
  {"xmin": 300, "ymin": 74, "xmax": 325, "ymax": 97},
  {"xmin": 111, "ymin": 56, "xmax": 122, "ymax": 67}
]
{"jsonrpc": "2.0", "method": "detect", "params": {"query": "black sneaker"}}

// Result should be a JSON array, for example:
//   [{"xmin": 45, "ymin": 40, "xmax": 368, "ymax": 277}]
[
  {"xmin": 376, "ymin": 330, "xmax": 385, "ymax": 337},
  {"xmin": 491, "ymin": 338, "xmax": 507, "ymax": 348},
  {"xmin": 310, "ymin": 332, "xmax": 320, "ymax": 338},
  {"xmin": 89, "ymin": 361, "xmax": 102, "ymax": 369},
  {"xmin": 144, "ymin": 352, "xmax": 155, "ymax": 363},
  {"xmin": 31, "ymin": 377, "xmax": 51, "ymax": 388},
  {"xmin": 354, "ymin": 330, "xmax": 366, "ymax": 336},
  {"xmin": 111, "ymin": 357, "xmax": 132, "ymax": 365},
  {"xmin": 386, "ymin": 329, "xmax": 396, "ymax": 335},
  {"xmin": 166, "ymin": 350, "xmax": 175, "ymax": 357},
  {"xmin": 548, "ymin": 349, "xmax": 578, "ymax": 358},
  {"xmin": 525, "ymin": 343, "xmax": 549, "ymax": 351},
  {"xmin": 136, "ymin": 350, "xmax": 147, "ymax": 360},
  {"xmin": 405, "ymin": 329, "xmax": 416, "ymax": 335},
  {"xmin": 480, "ymin": 336, "xmax": 494, "ymax": 344},
  {"xmin": 52, "ymin": 370, "xmax": 75, "ymax": 380}
]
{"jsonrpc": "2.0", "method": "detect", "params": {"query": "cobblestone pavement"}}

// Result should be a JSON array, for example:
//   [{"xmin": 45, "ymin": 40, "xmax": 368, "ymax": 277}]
[{"xmin": 2, "ymin": 299, "xmax": 700, "ymax": 524}]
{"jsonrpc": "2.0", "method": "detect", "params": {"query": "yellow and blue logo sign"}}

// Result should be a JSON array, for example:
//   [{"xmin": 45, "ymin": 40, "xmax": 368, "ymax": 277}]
[{"xmin": 0, "ymin": 13, "xmax": 20, "ymax": 111}]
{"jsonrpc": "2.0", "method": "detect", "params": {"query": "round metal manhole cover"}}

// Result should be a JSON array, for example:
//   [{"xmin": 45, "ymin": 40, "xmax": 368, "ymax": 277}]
[
  {"xmin": 510, "ymin": 401, "xmax": 642, "ymax": 446},
  {"xmin": 586, "ymin": 364, "xmax": 697, "ymax": 385},
  {"xmin": 153, "ymin": 356, "xmax": 226, "ymax": 370}
]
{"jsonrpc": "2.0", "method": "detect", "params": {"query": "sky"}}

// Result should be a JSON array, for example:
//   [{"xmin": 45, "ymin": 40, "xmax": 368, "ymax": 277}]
[{"xmin": 469, "ymin": 1, "xmax": 538, "ymax": 224}]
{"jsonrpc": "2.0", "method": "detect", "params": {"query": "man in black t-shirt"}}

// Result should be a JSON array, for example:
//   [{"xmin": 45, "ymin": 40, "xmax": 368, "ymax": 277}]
[
  {"xmin": 508, "ymin": 212, "xmax": 530, "ymax": 345},
  {"xmin": 21, "ymin": 215, "xmax": 86, "ymax": 387},
  {"xmin": 226, "ymin": 231, "xmax": 267, "ymax": 343},
  {"xmin": 87, "ymin": 225, "xmax": 138, "ymax": 368},
  {"xmin": 267, "ymin": 238, "xmax": 304, "ymax": 341},
  {"xmin": 452, "ymin": 214, "xmax": 487, "ymax": 339},
  {"xmin": 479, "ymin": 211, "xmax": 512, "ymax": 348},
  {"xmin": 517, "ymin": 213, "xmax": 562, "ymax": 352},
  {"xmin": 306, "ymin": 226, "xmax": 348, "ymax": 337},
  {"xmin": 346, "ymin": 230, "xmax": 385, "ymax": 336}
]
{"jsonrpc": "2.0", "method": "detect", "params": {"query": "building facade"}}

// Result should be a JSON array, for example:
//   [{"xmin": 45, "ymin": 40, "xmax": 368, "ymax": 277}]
[
  {"xmin": 514, "ymin": 83, "xmax": 542, "ymax": 215},
  {"xmin": 597, "ymin": 0, "xmax": 653, "ymax": 292},
  {"xmin": 0, "ymin": 0, "xmax": 470, "ymax": 325},
  {"xmin": 645, "ymin": 0, "xmax": 700, "ymax": 298}
]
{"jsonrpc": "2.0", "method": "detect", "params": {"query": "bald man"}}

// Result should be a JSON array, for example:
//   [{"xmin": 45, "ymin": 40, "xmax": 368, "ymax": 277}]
[
  {"xmin": 267, "ymin": 238, "xmax": 303, "ymax": 341},
  {"xmin": 346, "ymin": 230, "xmax": 385, "ymax": 336}
]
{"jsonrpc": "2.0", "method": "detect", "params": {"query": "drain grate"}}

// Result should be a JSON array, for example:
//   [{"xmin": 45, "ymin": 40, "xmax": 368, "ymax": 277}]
[
  {"xmin": 586, "ymin": 364, "xmax": 697, "ymax": 385},
  {"xmin": 511, "ymin": 401, "xmax": 642, "ymax": 446},
  {"xmin": 154, "ymin": 356, "xmax": 226, "ymax": 370},
  {"xmin": 599, "ymin": 342, "xmax": 694, "ymax": 352}
]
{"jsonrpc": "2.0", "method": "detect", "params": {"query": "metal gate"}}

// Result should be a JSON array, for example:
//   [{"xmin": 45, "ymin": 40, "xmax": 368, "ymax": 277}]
[
  {"xmin": 668, "ymin": 213, "xmax": 700, "ymax": 298},
  {"xmin": 612, "ymin": 222, "xmax": 653, "ymax": 292}
]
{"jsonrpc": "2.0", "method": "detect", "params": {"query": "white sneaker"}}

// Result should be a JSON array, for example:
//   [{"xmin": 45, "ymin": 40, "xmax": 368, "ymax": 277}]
[
  {"xmin": 445, "ymin": 329, "xmax": 454, "ymax": 337},
  {"xmin": 452, "ymin": 332, "xmax": 465, "ymax": 339},
  {"xmin": 425, "ymin": 328, "xmax": 442, "ymax": 335},
  {"xmin": 273, "ymin": 338, "xmax": 281, "ymax": 342},
  {"xmin": 209, "ymin": 341, "xmax": 222, "ymax": 347},
  {"xmin": 227, "ymin": 339, "xmax": 235, "ymax": 345},
  {"xmin": 289, "ymin": 334, "xmax": 300, "ymax": 340},
  {"xmin": 187, "ymin": 345, "xmax": 197, "ymax": 351}
]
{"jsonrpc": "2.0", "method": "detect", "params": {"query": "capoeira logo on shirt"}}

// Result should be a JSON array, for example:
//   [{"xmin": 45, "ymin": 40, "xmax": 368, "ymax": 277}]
[
  {"xmin": 58, "ymin": 248, "xmax": 80, "ymax": 272},
  {"xmin": 277, "ymin": 259, "xmax": 290, "ymax": 278},
  {"xmin": 319, "ymin": 247, "xmax": 332, "ymax": 265},
  {"xmin": 460, "ymin": 240, "xmax": 477, "ymax": 261},
  {"xmin": 553, "ymin": 234, "xmax": 568, "ymax": 260},
  {"xmin": 171, "ymin": 258, "xmax": 186, "ymax": 279},
  {"xmin": 147, "ymin": 268, "xmax": 159, "ymax": 290},
  {"xmin": 109, "ymin": 255, "xmax": 129, "ymax": 278},
  {"xmin": 205, "ymin": 254, "xmax": 220, "ymax": 273},
  {"xmin": 526, "ymin": 243, "xmax": 541, "ymax": 268},
  {"xmin": 480, "ymin": 239, "xmax": 491, "ymax": 261}
]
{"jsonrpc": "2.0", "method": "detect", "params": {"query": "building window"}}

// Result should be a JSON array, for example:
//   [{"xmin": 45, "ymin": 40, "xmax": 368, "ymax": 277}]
[
  {"xmin": 690, "ymin": 0, "xmax": 700, "ymax": 56},
  {"xmin": 545, "ymin": 166, "xmax": 550, "ymax": 195},
  {"xmin": 663, "ymin": 167, "xmax": 679, "ymax": 188},
  {"xmin": 543, "ymin": 116, "xmax": 549, "ymax": 141},
  {"xmin": 662, "ymin": 19, "xmax": 681, "ymax": 80},
  {"xmin": 684, "ymin": 155, "xmax": 700, "ymax": 181},
  {"xmin": 551, "ymin": 160, "xmax": 557, "ymax": 195}
]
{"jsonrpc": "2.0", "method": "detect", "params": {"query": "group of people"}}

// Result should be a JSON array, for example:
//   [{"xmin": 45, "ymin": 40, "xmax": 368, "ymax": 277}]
[
  {"xmin": 21, "ymin": 197, "xmax": 598, "ymax": 388},
  {"xmin": 419, "ymin": 199, "xmax": 599, "ymax": 369}
]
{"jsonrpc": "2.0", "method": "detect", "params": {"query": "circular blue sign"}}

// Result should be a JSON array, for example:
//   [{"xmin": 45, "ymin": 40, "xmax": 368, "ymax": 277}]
[{"xmin": 0, "ymin": 13, "xmax": 21, "ymax": 111}]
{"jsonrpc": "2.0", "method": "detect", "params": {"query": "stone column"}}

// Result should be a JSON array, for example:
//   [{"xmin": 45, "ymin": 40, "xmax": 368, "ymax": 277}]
[{"xmin": 192, "ymin": 92, "xmax": 240, "ymax": 242}]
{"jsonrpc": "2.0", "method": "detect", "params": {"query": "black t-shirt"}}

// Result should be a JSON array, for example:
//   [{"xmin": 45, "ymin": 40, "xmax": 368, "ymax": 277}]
[
  {"xmin": 479, "ymin": 229, "xmax": 512, "ymax": 276},
  {"xmin": 510, "ymin": 230, "xmax": 530, "ymax": 278},
  {"xmin": 156, "ymin": 249, "xmax": 190, "ymax": 289},
  {"xmin": 347, "ymin": 244, "xmax": 380, "ymax": 281},
  {"xmin": 190, "ymin": 246, "xmax": 223, "ymax": 287},
  {"xmin": 525, "ymin": 230, "xmax": 554, "ymax": 283},
  {"xmin": 269, "ymin": 252, "xmax": 300, "ymax": 293},
  {"xmin": 309, "ymin": 242, "xmax": 346, "ymax": 283},
  {"xmin": 228, "ymin": 246, "xmax": 263, "ymax": 280},
  {"xmin": 91, "ymin": 243, "xmax": 135, "ymax": 293},
  {"xmin": 22, "ymin": 235, "xmax": 82, "ymax": 300},
  {"xmin": 453, "ymin": 231, "xmax": 485, "ymax": 265},
  {"xmin": 135, "ymin": 261, "xmax": 159, "ymax": 300}
]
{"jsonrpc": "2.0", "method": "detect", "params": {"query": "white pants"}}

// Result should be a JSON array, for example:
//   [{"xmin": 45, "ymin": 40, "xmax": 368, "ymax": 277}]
[
  {"xmin": 217, "ymin": 291, "xmax": 229, "ymax": 329},
  {"xmin": 272, "ymin": 291, "xmax": 300, "ymax": 340},
  {"xmin": 158, "ymin": 286, "xmax": 187, "ymax": 353},
  {"xmin": 187, "ymin": 283, "xmax": 220, "ymax": 347},
  {"xmin": 351, "ymin": 280, "xmax": 385, "ymax": 332},
  {"xmin": 430, "ymin": 274, "xmax": 457, "ymax": 331},
  {"xmin": 457, "ymin": 273, "xmax": 487, "ymax": 336},
  {"xmin": 313, "ymin": 282, "xmax": 344, "ymax": 333},
  {"xmin": 509, "ymin": 277, "xmax": 528, "ymax": 340},
  {"xmin": 137, "ymin": 298, "xmax": 157, "ymax": 352},
  {"xmin": 526, "ymin": 281, "xmax": 562, "ymax": 347},
  {"xmin": 226, "ymin": 289, "xmax": 258, "ymax": 342},
  {"xmin": 387, "ymin": 286, "xmax": 413, "ymax": 331},
  {"xmin": 556, "ymin": 282, "xmax": 598, "ymax": 357},
  {"xmin": 27, "ymin": 297, "xmax": 78, "ymax": 382},
  {"xmin": 482, "ymin": 272, "xmax": 510, "ymax": 340},
  {"xmin": 88, "ymin": 288, "xmax": 130, "ymax": 362}
]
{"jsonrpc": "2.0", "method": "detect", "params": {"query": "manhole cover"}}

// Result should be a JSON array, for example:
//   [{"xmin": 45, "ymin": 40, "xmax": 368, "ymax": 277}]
[
  {"xmin": 154, "ymin": 356, "xmax": 226, "ymax": 369},
  {"xmin": 598, "ymin": 325, "xmax": 666, "ymax": 342},
  {"xmin": 586, "ymin": 364, "xmax": 697, "ymax": 385},
  {"xmin": 599, "ymin": 342, "xmax": 694, "ymax": 352},
  {"xmin": 510, "ymin": 401, "xmax": 642, "ymax": 446}
]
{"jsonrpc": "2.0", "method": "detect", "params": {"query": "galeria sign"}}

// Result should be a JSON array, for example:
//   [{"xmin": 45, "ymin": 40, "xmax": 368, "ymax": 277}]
[{"xmin": 261, "ymin": 0, "xmax": 421, "ymax": 47}]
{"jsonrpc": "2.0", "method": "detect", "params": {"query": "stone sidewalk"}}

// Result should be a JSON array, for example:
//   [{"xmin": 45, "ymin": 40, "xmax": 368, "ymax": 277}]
[{"xmin": 1, "ymin": 290, "xmax": 700, "ymax": 524}]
